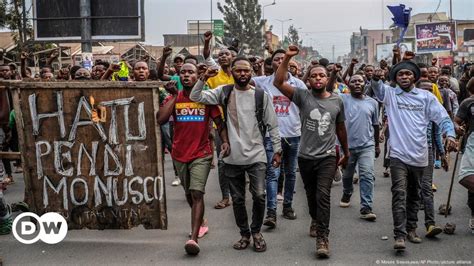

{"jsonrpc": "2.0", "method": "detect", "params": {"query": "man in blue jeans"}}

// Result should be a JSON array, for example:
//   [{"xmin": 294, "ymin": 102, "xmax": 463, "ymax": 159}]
[
  {"xmin": 338, "ymin": 74, "xmax": 380, "ymax": 222},
  {"xmin": 253, "ymin": 49, "xmax": 306, "ymax": 228}
]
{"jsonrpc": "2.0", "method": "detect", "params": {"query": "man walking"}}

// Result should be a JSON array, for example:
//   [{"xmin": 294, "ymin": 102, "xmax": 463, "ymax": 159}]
[
  {"xmin": 338, "ymin": 74, "xmax": 380, "ymax": 222},
  {"xmin": 190, "ymin": 57, "xmax": 281, "ymax": 252},
  {"xmin": 274, "ymin": 46, "xmax": 349, "ymax": 258}
]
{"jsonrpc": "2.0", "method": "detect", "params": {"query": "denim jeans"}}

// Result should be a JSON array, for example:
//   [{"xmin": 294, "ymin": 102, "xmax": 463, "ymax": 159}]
[
  {"xmin": 265, "ymin": 136, "xmax": 300, "ymax": 211},
  {"xmin": 225, "ymin": 162, "xmax": 267, "ymax": 236},
  {"xmin": 215, "ymin": 131, "xmax": 230, "ymax": 198},
  {"xmin": 342, "ymin": 145, "xmax": 375, "ymax": 211},
  {"xmin": 264, "ymin": 137, "xmax": 280, "ymax": 212},
  {"xmin": 390, "ymin": 157, "xmax": 424, "ymax": 239},
  {"xmin": 420, "ymin": 147, "xmax": 435, "ymax": 228},
  {"xmin": 298, "ymin": 156, "xmax": 336, "ymax": 237}
]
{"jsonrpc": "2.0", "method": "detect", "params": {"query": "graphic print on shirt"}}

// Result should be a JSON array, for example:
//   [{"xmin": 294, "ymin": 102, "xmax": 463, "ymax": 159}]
[
  {"xmin": 175, "ymin": 102, "xmax": 206, "ymax": 122},
  {"xmin": 273, "ymin": 95, "xmax": 291, "ymax": 117},
  {"xmin": 307, "ymin": 108, "xmax": 331, "ymax": 136}
]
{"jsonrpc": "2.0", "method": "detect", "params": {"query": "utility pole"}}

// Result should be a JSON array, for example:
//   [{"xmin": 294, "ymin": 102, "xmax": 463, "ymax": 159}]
[
  {"xmin": 22, "ymin": 0, "xmax": 27, "ymax": 45},
  {"xmin": 80, "ymin": 0, "xmax": 92, "ymax": 53},
  {"xmin": 332, "ymin": 45, "xmax": 335, "ymax": 63}
]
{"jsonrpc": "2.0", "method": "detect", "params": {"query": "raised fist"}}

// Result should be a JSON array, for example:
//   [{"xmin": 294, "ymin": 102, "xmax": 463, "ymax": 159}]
[
  {"xmin": 286, "ymin": 45, "xmax": 299, "ymax": 57},
  {"xmin": 204, "ymin": 31, "xmax": 213, "ymax": 42}
]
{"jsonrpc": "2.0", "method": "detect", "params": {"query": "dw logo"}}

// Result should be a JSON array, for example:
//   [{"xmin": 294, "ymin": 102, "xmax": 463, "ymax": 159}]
[{"xmin": 12, "ymin": 212, "xmax": 68, "ymax": 244}]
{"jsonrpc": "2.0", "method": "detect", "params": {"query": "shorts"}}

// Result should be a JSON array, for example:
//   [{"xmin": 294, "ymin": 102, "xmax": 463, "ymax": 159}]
[{"xmin": 174, "ymin": 156, "xmax": 213, "ymax": 194}]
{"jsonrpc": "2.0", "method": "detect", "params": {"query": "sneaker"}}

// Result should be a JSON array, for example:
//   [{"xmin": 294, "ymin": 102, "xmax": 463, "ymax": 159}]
[
  {"xmin": 407, "ymin": 230, "xmax": 422, "ymax": 243},
  {"xmin": 425, "ymin": 225, "xmax": 442, "ymax": 238},
  {"xmin": 469, "ymin": 218, "xmax": 474, "ymax": 231},
  {"xmin": 316, "ymin": 237, "xmax": 330, "ymax": 258},
  {"xmin": 434, "ymin": 160, "xmax": 441, "ymax": 169},
  {"xmin": 171, "ymin": 177, "xmax": 181, "ymax": 186},
  {"xmin": 339, "ymin": 193, "xmax": 351, "ymax": 208},
  {"xmin": 276, "ymin": 193, "xmax": 284, "ymax": 202},
  {"xmin": 309, "ymin": 220, "xmax": 317, "ymax": 237},
  {"xmin": 334, "ymin": 168, "xmax": 342, "ymax": 182},
  {"xmin": 282, "ymin": 207, "xmax": 297, "ymax": 220},
  {"xmin": 184, "ymin": 239, "xmax": 200, "ymax": 255},
  {"xmin": 393, "ymin": 238, "xmax": 406, "ymax": 250},
  {"xmin": 432, "ymin": 183, "xmax": 437, "ymax": 192},
  {"xmin": 263, "ymin": 212, "xmax": 276, "ymax": 229},
  {"xmin": 360, "ymin": 209, "xmax": 377, "ymax": 221}
]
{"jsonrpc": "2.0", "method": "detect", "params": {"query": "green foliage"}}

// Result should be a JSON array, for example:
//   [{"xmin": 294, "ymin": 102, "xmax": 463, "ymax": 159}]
[
  {"xmin": 217, "ymin": 0, "xmax": 265, "ymax": 55},
  {"xmin": 0, "ymin": 0, "xmax": 33, "ymax": 49}
]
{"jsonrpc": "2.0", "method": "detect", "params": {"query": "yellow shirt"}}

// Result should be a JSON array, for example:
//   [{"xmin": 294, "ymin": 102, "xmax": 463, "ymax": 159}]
[
  {"xmin": 431, "ymin": 83, "xmax": 443, "ymax": 104},
  {"xmin": 206, "ymin": 69, "xmax": 234, "ymax": 89}
]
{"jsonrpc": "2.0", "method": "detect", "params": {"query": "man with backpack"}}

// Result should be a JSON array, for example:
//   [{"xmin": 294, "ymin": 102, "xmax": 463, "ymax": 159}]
[{"xmin": 190, "ymin": 56, "xmax": 281, "ymax": 253}]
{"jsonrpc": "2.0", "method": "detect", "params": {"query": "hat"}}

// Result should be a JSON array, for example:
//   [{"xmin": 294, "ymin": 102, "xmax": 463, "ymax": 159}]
[
  {"xmin": 173, "ymin": 54, "xmax": 185, "ymax": 62},
  {"xmin": 389, "ymin": 61, "xmax": 421, "ymax": 83}
]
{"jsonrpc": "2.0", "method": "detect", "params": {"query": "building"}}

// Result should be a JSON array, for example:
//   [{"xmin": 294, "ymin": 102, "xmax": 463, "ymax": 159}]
[{"xmin": 350, "ymin": 28, "xmax": 393, "ymax": 64}]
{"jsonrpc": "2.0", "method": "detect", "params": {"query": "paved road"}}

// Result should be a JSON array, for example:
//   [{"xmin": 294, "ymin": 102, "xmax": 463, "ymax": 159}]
[{"xmin": 1, "ymin": 152, "xmax": 473, "ymax": 265}]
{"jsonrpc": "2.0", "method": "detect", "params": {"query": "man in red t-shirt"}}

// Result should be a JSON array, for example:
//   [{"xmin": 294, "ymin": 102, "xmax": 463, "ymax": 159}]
[{"xmin": 157, "ymin": 63, "xmax": 230, "ymax": 256}]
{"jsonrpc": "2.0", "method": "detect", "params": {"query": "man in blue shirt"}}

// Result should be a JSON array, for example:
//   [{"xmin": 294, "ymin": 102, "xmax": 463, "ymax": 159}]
[
  {"xmin": 339, "ymin": 74, "xmax": 380, "ymax": 222},
  {"xmin": 370, "ymin": 61, "xmax": 457, "ymax": 251}
]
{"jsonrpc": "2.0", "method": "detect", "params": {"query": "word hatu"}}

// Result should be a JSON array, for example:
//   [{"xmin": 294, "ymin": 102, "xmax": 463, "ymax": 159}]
[{"xmin": 29, "ymin": 91, "xmax": 163, "ymax": 211}]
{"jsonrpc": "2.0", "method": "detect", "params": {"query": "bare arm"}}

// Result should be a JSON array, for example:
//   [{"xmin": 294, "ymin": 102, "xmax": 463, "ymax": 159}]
[
  {"xmin": 326, "ymin": 64, "xmax": 341, "ymax": 92},
  {"xmin": 156, "ymin": 95, "xmax": 177, "ymax": 125},
  {"xmin": 203, "ymin": 31, "xmax": 212, "ymax": 60},
  {"xmin": 20, "ymin": 52, "xmax": 28, "ymax": 78},
  {"xmin": 157, "ymin": 46, "xmax": 173, "ymax": 81},
  {"xmin": 336, "ymin": 122, "xmax": 350, "ymax": 167},
  {"xmin": 342, "ymin": 59, "xmax": 357, "ymax": 82},
  {"xmin": 274, "ymin": 46, "xmax": 300, "ymax": 99}
]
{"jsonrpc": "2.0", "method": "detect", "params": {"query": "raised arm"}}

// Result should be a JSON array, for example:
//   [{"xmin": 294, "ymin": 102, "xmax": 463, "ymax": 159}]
[
  {"xmin": 326, "ymin": 64, "xmax": 341, "ymax": 92},
  {"xmin": 369, "ymin": 69, "xmax": 389, "ymax": 102},
  {"xmin": 156, "ymin": 81, "xmax": 178, "ymax": 125},
  {"xmin": 189, "ymin": 68, "xmax": 222, "ymax": 105},
  {"xmin": 203, "ymin": 31, "xmax": 212, "ymax": 60},
  {"xmin": 20, "ymin": 51, "xmax": 29, "ymax": 78},
  {"xmin": 342, "ymin": 58, "xmax": 357, "ymax": 82},
  {"xmin": 157, "ymin": 46, "xmax": 173, "ymax": 81},
  {"xmin": 273, "ymin": 45, "xmax": 299, "ymax": 99}
]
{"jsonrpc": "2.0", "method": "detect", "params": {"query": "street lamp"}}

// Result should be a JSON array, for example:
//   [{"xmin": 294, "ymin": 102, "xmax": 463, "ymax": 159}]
[
  {"xmin": 276, "ymin": 18, "xmax": 292, "ymax": 44},
  {"xmin": 262, "ymin": 0, "xmax": 276, "ymax": 22}
]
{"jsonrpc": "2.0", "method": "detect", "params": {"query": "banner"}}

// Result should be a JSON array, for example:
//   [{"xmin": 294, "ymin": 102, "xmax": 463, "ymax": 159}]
[
  {"xmin": 6, "ymin": 81, "xmax": 167, "ymax": 230},
  {"xmin": 415, "ymin": 22, "xmax": 457, "ymax": 54},
  {"xmin": 376, "ymin": 42, "xmax": 413, "ymax": 62}
]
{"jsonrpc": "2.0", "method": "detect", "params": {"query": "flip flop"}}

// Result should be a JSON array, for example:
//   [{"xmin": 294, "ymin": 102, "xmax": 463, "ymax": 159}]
[
  {"xmin": 252, "ymin": 233, "xmax": 267, "ymax": 252},
  {"xmin": 233, "ymin": 236, "xmax": 250, "ymax": 250},
  {"xmin": 214, "ymin": 199, "xmax": 230, "ymax": 209}
]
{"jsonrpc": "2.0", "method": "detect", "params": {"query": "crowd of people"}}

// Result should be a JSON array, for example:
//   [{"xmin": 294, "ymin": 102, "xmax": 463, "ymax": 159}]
[{"xmin": 0, "ymin": 29, "xmax": 473, "ymax": 259}]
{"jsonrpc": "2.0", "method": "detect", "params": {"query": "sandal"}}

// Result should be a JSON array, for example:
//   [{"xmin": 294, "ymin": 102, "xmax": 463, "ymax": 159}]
[
  {"xmin": 214, "ymin": 198, "xmax": 230, "ymax": 209},
  {"xmin": 233, "ymin": 236, "xmax": 250, "ymax": 250},
  {"xmin": 252, "ymin": 233, "xmax": 267, "ymax": 252}
]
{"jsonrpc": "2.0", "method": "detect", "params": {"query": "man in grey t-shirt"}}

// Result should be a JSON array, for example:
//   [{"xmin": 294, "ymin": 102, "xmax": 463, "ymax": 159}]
[
  {"xmin": 338, "ymin": 74, "xmax": 380, "ymax": 223},
  {"xmin": 273, "ymin": 45, "xmax": 349, "ymax": 259}
]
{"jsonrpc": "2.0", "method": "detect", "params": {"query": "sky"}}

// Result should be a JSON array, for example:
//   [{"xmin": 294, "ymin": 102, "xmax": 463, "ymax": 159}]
[{"xmin": 144, "ymin": 0, "xmax": 474, "ymax": 58}]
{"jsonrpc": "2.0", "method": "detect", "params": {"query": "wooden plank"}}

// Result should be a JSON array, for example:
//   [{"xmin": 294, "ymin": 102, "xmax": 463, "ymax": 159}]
[
  {"xmin": 152, "ymin": 88, "xmax": 167, "ymax": 229},
  {"xmin": 8, "ymin": 82, "xmax": 167, "ymax": 230},
  {"xmin": 12, "ymin": 88, "xmax": 35, "ymax": 211},
  {"xmin": 0, "ymin": 151, "xmax": 22, "ymax": 160}
]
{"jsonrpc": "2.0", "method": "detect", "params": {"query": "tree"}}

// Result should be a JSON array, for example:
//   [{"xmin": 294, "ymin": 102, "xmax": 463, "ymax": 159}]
[
  {"xmin": 217, "ymin": 0, "xmax": 265, "ymax": 55},
  {"xmin": 0, "ymin": 0, "xmax": 32, "ymax": 48},
  {"xmin": 283, "ymin": 25, "xmax": 302, "ymax": 48}
]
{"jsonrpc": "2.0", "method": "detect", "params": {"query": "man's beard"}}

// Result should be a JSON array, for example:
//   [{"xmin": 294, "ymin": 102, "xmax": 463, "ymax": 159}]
[
  {"xmin": 311, "ymin": 87, "xmax": 326, "ymax": 94},
  {"xmin": 234, "ymin": 77, "xmax": 250, "ymax": 87}
]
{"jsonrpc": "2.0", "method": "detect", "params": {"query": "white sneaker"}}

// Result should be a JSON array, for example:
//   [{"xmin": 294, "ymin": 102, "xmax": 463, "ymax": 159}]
[{"xmin": 171, "ymin": 177, "xmax": 181, "ymax": 186}]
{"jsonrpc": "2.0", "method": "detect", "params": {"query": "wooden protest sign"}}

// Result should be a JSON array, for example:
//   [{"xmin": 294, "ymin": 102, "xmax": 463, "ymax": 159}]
[{"xmin": 1, "ymin": 81, "xmax": 167, "ymax": 230}]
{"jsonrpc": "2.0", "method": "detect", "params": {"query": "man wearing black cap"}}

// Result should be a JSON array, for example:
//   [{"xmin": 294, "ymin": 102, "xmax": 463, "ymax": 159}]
[{"xmin": 370, "ymin": 61, "xmax": 457, "ymax": 251}]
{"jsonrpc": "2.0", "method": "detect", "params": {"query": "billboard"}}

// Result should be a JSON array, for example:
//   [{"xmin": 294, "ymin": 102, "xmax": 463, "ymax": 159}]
[
  {"xmin": 33, "ymin": 0, "xmax": 145, "ymax": 42},
  {"xmin": 376, "ymin": 43, "xmax": 413, "ymax": 62},
  {"xmin": 415, "ymin": 22, "xmax": 456, "ymax": 54}
]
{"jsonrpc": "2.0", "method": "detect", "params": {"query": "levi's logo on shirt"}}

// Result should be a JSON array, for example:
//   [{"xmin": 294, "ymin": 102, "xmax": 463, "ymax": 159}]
[{"xmin": 175, "ymin": 102, "xmax": 206, "ymax": 122}]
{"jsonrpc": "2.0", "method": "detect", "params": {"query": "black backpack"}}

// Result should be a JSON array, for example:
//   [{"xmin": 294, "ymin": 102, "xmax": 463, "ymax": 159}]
[{"xmin": 222, "ymin": 84, "xmax": 267, "ymax": 138}]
